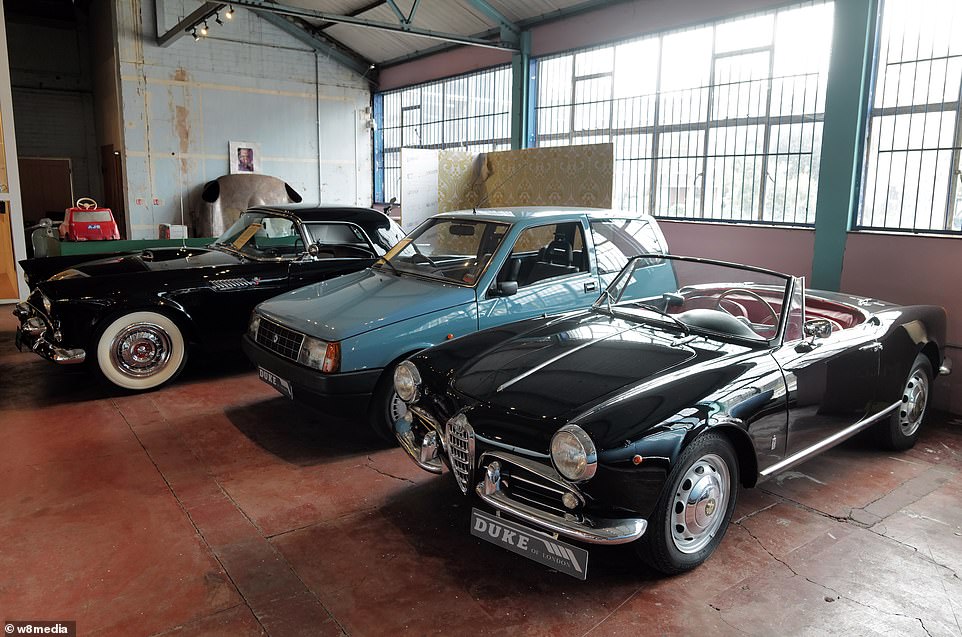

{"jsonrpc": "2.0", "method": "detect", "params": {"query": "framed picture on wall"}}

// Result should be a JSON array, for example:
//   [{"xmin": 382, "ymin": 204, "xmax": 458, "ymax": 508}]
[{"xmin": 229, "ymin": 141, "xmax": 261, "ymax": 174}]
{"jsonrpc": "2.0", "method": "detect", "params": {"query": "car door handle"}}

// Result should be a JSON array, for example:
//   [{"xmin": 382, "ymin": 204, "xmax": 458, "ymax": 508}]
[
  {"xmin": 584, "ymin": 281, "xmax": 597, "ymax": 294},
  {"xmin": 859, "ymin": 342, "xmax": 883, "ymax": 352}
]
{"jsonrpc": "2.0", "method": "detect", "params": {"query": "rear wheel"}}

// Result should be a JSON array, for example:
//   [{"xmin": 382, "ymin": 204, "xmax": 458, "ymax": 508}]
[
  {"xmin": 876, "ymin": 354, "xmax": 933, "ymax": 451},
  {"xmin": 636, "ymin": 432, "xmax": 739, "ymax": 575},
  {"xmin": 95, "ymin": 311, "xmax": 188, "ymax": 391}
]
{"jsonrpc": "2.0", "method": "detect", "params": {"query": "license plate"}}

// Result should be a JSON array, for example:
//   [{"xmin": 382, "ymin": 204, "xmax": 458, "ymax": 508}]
[
  {"xmin": 258, "ymin": 367, "xmax": 293, "ymax": 399},
  {"xmin": 470, "ymin": 508, "xmax": 588, "ymax": 580}
]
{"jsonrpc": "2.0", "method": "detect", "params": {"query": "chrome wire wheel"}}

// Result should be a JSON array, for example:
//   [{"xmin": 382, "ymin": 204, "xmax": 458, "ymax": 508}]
[
  {"xmin": 670, "ymin": 453, "xmax": 731, "ymax": 554},
  {"xmin": 898, "ymin": 369, "xmax": 929, "ymax": 437},
  {"xmin": 111, "ymin": 322, "xmax": 172, "ymax": 377}
]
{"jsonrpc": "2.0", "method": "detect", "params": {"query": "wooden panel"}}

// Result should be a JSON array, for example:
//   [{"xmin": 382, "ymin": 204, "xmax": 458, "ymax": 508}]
[
  {"xmin": 18, "ymin": 157, "xmax": 73, "ymax": 222},
  {"xmin": 0, "ymin": 201, "xmax": 18, "ymax": 298}
]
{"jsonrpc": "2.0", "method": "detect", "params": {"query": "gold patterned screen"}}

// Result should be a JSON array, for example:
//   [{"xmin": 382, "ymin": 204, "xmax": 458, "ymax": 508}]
[{"xmin": 437, "ymin": 143, "xmax": 614, "ymax": 213}]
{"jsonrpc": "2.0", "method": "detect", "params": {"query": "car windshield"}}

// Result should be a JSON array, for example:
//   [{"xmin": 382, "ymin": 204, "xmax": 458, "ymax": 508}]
[
  {"xmin": 596, "ymin": 255, "xmax": 799, "ymax": 343},
  {"xmin": 374, "ymin": 218, "xmax": 509, "ymax": 286},
  {"xmin": 213, "ymin": 211, "xmax": 304, "ymax": 260}
]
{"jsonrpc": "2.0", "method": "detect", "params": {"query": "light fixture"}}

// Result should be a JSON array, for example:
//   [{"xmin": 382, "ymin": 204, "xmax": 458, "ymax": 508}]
[
  {"xmin": 215, "ymin": 12, "xmax": 223, "ymax": 25},
  {"xmin": 191, "ymin": 27, "xmax": 199, "ymax": 41},
  {"xmin": 200, "ymin": 21, "xmax": 209, "ymax": 36},
  {"xmin": 226, "ymin": 5, "xmax": 234, "ymax": 19}
]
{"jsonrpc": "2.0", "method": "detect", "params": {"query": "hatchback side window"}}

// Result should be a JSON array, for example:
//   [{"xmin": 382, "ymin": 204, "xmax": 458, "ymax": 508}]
[
  {"xmin": 590, "ymin": 219, "xmax": 664, "ymax": 275},
  {"xmin": 497, "ymin": 222, "xmax": 588, "ymax": 288}
]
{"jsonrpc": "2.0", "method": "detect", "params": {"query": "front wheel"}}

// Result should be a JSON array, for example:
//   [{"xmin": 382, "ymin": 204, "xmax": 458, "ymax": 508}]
[
  {"xmin": 95, "ymin": 311, "xmax": 188, "ymax": 391},
  {"xmin": 636, "ymin": 432, "xmax": 739, "ymax": 575},
  {"xmin": 876, "ymin": 353, "xmax": 933, "ymax": 451},
  {"xmin": 367, "ymin": 362, "xmax": 408, "ymax": 443}
]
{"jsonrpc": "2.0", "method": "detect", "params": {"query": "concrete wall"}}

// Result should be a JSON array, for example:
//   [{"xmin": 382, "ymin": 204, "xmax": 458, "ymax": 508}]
[
  {"xmin": 7, "ymin": 16, "xmax": 103, "ymax": 203},
  {"xmin": 379, "ymin": 0, "xmax": 788, "ymax": 90},
  {"xmin": 115, "ymin": 0, "xmax": 372, "ymax": 239}
]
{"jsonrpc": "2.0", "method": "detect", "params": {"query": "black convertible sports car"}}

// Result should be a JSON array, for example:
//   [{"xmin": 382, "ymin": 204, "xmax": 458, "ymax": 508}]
[
  {"xmin": 393, "ymin": 255, "xmax": 951, "ymax": 579},
  {"xmin": 14, "ymin": 205, "xmax": 404, "ymax": 391}
]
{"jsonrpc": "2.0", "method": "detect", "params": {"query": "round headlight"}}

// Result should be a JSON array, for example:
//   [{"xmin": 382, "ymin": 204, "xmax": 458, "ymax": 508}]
[
  {"xmin": 550, "ymin": 424, "xmax": 597, "ymax": 482},
  {"xmin": 394, "ymin": 361, "xmax": 421, "ymax": 403}
]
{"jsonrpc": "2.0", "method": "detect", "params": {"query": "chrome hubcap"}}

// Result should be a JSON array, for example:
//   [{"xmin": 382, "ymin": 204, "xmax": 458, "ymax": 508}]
[
  {"xmin": 899, "ymin": 370, "xmax": 928, "ymax": 437},
  {"xmin": 671, "ymin": 453, "xmax": 730, "ymax": 554},
  {"xmin": 111, "ymin": 323, "xmax": 172, "ymax": 377},
  {"xmin": 388, "ymin": 390, "xmax": 408, "ymax": 425}
]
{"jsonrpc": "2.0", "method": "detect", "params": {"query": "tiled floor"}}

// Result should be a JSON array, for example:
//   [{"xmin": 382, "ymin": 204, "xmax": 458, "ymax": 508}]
[{"xmin": 2, "ymin": 304, "xmax": 961, "ymax": 636}]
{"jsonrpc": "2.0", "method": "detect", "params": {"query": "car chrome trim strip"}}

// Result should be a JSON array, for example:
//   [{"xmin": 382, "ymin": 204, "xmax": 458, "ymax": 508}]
[
  {"xmin": 474, "ymin": 434, "xmax": 550, "ymax": 459},
  {"xmin": 759, "ymin": 401, "xmax": 900, "ymax": 477},
  {"xmin": 475, "ymin": 476, "xmax": 646, "ymax": 545},
  {"xmin": 480, "ymin": 451, "xmax": 583, "ymax": 500}
]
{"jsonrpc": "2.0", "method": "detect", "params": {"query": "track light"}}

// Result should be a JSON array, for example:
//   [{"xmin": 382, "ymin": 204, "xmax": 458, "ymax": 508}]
[
  {"xmin": 200, "ymin": 21, "xmax": 209, "ymax": 36},
  {"xmin": 226, "ymin": 5, "xmax": 234, "ymax": 19},
  {"xmin": 192, "ymin": 27, "xmax": 199, "ymax": 41},
  {"xmin": 215, "ymin": 12, "xmax": 223, "ymax": 25}
]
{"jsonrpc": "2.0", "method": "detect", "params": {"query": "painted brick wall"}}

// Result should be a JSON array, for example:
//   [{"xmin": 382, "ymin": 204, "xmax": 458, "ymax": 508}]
[{"xmin": 115, "ymin": 0, "xmax": 373, "ymax": 239}]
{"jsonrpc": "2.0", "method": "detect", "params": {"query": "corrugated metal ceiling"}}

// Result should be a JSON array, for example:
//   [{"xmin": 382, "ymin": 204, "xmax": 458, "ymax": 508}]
[{"xmin": 294, "ymin": 0, "xmax": 592, "ymax": 65}]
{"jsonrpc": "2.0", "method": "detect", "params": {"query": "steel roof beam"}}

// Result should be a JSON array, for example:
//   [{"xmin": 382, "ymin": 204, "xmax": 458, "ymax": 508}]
[
  {"xmin": 255, "ymin": 12, "xmax": 376, "ymax": 80},
  {"xmin": 226, "ymin": 0, "xmax": 519, "ymax": 51},
  {"xmin": 157, "ymin": 1, "xmax": 225, "ymax": 47},
  {"xmin": 465, "ymin": 0, "xmax": 520, "ymax": 44}
]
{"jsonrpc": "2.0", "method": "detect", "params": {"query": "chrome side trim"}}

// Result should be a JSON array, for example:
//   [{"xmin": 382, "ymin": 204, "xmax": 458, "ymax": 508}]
[
  {"xmin": 940, "ymin": 358, "xmax": 952, "ymax": 376},
  {"xmin": 474, "ymin": 433, "xmax": 550, "ymax": 459},
  {"xmin": 496, "ymin": 339, "xmax": 601, "ymax": 393},
  {"xmin": 759, "ymin": 401, "xmax": 900, "ymax": 477},
  {"xmin": 476, "ymin": 480, "xmax": 646, "ymax": 545},
  {"xmin": 410, "ymin": 405, "xmax": 442, "ymax": 431}
]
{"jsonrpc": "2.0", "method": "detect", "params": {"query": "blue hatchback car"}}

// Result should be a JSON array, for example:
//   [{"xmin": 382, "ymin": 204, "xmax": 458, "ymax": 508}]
[{"xmin": 243, "ymin": 207, "xmax": 673, "ymax": 439}]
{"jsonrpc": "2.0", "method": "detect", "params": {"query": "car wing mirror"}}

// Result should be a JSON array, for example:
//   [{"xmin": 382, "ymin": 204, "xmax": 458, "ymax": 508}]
[
  {"xmin": 803, "ymin": 318, "xmax": 832, "ymax": 340},
  {"xmin": 491, "ymin": 281, "xmax": 518, "ymax": 297},
  {"xmin": 307, "ymin": 243, "xmax": 320, "ymax": 258}
]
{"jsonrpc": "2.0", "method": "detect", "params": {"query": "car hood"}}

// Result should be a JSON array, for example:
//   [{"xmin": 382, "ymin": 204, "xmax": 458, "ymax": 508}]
[
  {"xmin": 255, "ymin": 268, "xmax": 476, "ymax": 341},
  {"xmin": 66, "ymin": 247, "xmax": 236, "ymax": 277},
  {"xmin": 453, "ymin": 313, "xmax": 703, "ymax": 420}
]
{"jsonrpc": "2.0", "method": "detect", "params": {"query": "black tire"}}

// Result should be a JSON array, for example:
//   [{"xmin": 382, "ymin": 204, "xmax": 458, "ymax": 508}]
[
  {"xmin": 93, "ymin": 310, "xmax": 189, "ymax": 391},
  {"xmin": 367, "ymin": 362, "xmax": 407, "ymax": 444},
  {"xmin": 876, "ymin": 354, "xmax": 933, "ymax": 451},
  {"xmin": 636, "ymin": 432, "xmax": 739, "ymax": 575}
]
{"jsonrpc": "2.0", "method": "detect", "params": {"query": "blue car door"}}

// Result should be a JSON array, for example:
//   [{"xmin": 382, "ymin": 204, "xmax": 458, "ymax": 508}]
[{"xmin": 477, "ymin": 220, "xmax": 599, "ymax": 330}]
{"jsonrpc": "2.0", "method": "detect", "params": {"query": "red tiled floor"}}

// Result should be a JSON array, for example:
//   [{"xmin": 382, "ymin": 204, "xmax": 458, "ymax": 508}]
[{"xmin": 3, "ymin": 303, "xmax": 962, "ymax": 636}]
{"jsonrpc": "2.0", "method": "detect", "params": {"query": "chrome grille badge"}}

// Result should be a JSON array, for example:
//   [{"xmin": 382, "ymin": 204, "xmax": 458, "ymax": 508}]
[{"xmin": 445, "ymin": 413, "xmax": 475, "ymax": 495}]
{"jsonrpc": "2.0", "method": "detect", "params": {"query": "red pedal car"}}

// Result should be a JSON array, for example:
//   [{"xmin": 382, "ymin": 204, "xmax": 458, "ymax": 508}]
[{"xmin": 59, "ymin": 198, "xmax": 120, "ymax": 241}]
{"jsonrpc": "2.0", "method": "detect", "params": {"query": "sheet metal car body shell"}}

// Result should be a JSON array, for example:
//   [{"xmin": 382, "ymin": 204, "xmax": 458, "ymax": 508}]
[
  {"xmin": 243, "ymin": 207, "xmax": 673, "ymax": 427},
  {"xmin": 393, "ymin": 255, "xmax": 949, "ymax": 577},
  {"xmin": 14, "ymin": 205, "xmax": 404, "ymax": 388}
]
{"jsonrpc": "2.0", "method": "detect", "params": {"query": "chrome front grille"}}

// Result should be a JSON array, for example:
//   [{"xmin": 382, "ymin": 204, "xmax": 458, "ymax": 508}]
[
  {"xmin": 445, "ymin": 414, "xmax": 475, "ymax": 495},
  {"xmin": 504, "ymin": 464, "xmax": 573, "ymax": 516},
  {"xmin": 255, "ymin": 318, "xmax": 305, "ymax": 362}
]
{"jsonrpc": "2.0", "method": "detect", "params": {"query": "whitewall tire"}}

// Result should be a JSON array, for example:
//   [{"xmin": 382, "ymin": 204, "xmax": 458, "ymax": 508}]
[{"xmin": 95, "ymin": 311, "xmax": 188, "ymax": 391}]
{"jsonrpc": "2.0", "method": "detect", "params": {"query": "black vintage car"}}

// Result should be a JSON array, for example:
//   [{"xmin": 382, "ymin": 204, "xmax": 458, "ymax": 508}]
[
  {"xmin": 14, "ymin": 205, "xmax": 404, "ymax": 391},
  {"xmin": 393, "ymin": 255, "xmax": 951, "ymax": 579}
]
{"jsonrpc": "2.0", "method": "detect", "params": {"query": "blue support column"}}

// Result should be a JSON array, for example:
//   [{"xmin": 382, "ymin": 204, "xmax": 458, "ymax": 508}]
[
  {"xmin": 511, "ymin": 31, "xmax": 532, "ymax": 150},
  {"xmin": 810, "ymin": 0, "xmax": 880, "ymax": 290}
]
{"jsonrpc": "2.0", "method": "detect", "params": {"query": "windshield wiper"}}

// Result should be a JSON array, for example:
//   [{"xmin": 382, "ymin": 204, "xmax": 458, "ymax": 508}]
[{"xmin": 634, "ymin": 302, "xmax": 690, "ymax": 335}]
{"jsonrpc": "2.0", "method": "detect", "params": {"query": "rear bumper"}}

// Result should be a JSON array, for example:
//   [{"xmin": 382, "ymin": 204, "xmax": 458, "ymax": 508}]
[
  {"xmin": 241, "ymin": 335, "xmax": 380, "ymax": 413},
  {"xmin": 13, "ymin": 302, "xmax": 86, "ymax": 364}
]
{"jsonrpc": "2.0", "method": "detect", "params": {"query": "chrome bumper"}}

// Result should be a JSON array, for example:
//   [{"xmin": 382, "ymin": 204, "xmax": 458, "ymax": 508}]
[
  {"xmin": 476, "ymin": 453, "xmax": 647, "ymax": 545},
  {"xmin": 394, "ymin": 407, "xmax": 647, "ymax": 546},
  {"xmin": 13, "ymin": 303, "xmax": 86, "ymax": 364},
  {"xmin": 940, "ymin": 357, "xmax": 952, "ymax": 376}
]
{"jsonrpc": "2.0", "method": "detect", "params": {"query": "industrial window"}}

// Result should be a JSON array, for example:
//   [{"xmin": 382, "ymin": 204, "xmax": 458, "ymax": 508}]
[
  {"xmin": 375, "ymin": 66, "xmax": 512, "ymax": 203},
  {"xmin": 533, "ymin": 1, "xmax": 834, "ymax": 225},
  {"xmin": 859, "ymin": 0, "xmax": 962, "ymax": 233}
]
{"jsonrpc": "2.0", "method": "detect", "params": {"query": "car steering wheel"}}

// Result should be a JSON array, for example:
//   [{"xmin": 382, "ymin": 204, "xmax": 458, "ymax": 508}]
[
  {"xmin": 76, "ymin": 197, "xmax": 99, "ymax": 210},
  {"xmin": 716, "ymin": 288, "xmax": 778, "ymax": 327}
]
